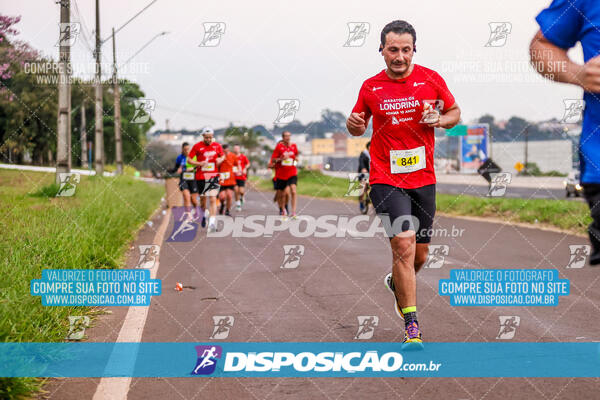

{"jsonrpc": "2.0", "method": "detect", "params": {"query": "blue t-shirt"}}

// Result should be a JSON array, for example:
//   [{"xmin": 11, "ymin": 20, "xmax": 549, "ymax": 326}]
[
  {"xmin": 537, "ymin": 0, "xmax": 600, "ymax": 183},
  {"xmin": 175, "ymin": 154, "xmax": 186, "ymax": 176}
]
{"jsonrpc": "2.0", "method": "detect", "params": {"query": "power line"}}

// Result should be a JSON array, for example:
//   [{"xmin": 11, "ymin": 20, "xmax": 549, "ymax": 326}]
[
  {"xmin": 72, "ymin": 0, "xmax": 94, "ymax": 53},
  {"xmin": 119, "ymin": 31, "xmax": 169, "ymax": 68},
  {"xmin": 101, "ymin": 0, "xmax": 159, "ymax": 44}
]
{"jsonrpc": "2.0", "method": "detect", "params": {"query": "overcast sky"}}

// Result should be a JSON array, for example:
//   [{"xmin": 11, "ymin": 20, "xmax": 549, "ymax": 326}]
[{"xmin": 3, "ymin": 0, "xmax": 585, "ymax": 132}]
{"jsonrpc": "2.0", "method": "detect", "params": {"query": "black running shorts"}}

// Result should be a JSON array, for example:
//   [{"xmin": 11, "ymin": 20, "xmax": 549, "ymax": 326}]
[
  {"xmin": 219, "ymin": 185, "xmax": 235, "ymax": 193},
  {"xmin": 198, "ymin": 178, "xmax": 220, "ymax": 196},
  {"xmin": 274, "ymin": 175, "xmax": 298, "ymax": 190},
  {"xmin": 369, "ymin": 183, "xmax": 436, "ymax": 243},
  {"xmin": 179, "ymin": 178, "xmax": 199, "ymax": 194},
  {"xmin": 236, "ymin": 179, "xmax": 246, "ymax": 187}
]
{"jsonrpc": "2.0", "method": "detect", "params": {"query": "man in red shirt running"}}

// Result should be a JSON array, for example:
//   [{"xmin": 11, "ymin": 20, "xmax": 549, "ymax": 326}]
[
  {"xmin": 187, "ymin": 127, "xmax": 225, "ymax": 232},
  {"xmin": 347, "ymin": 20, "xmax": 460, "ymax": 348},
  {"xmin": 218, "ymin": 144, "xmax": 238, "ymax": 216},
  {"xmin": 269, "ymin": 131, "xmax": 298, "ymax": 218},
  {"xmin": 233, "ymin": 144, "xmax": 251, "ymax": 211}
]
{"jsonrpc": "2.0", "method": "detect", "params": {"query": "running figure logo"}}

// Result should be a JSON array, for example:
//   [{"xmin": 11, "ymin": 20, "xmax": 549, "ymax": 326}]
[
  {"xmin": 423, "ymin": 245, "xmax": 450, "ymax": 269},
  {"xmin": 56, "ymin": 22, "xmax": 80, "ymax": 47},
  {"xmin": 191, "ymin": 345, "xmax": 223, "ymax": 375},
  {"xmin": 199, "ymin": 22, "xmax": 226, "ymax": 47},
  {"xmin": 566, "ymin": 245, "xmax": 591, "ymax": 269},
  {"xmin": 66, "ymin": 316, "xmax": 90, "ymax": 340},
  {"xmin": 131, "ymin": 99, "xmax": 155, "ymax": 123},
  {"xmin": 167, "ymin": 207, "xmax": 199, "ymax": 242},
  {"xmin": 355, "ymin": 316, "xmax": 379, "ymax": 340},
  {"xmin": 281, "ymin": 245, "xmax": 305, "ymax": 269},
  {"xmin": 210, "ymin": 316, "xmax": 234, "ymax": 339},
  {"xmin": 343, "ymin": 22, "xmax": 370, "ymax": 47},
  {"xmin": 561, "ymin": 99, "xmax": 585, "ymax": 124},
  {"xmin": 485, "ymin": 22, "xmax": 512, "ymax": 47},
  {"xmin": 274, "ymin": 99, "xmax": 300, "ymax": 125},
  {"xmin": 345, "ymin": 173, "xmax": 369, "ymax": 197},
  {"xmin": 487, "ymin": 172, "xmax": 512, "ymax": 197},
  {"xmin": 56, "ymin": 173, "xmax": 81, "ymax": 197},
  {"xmin": 200, "ymin": 176, "xmax": 221, "ymax": 196},
  {"xmin": 496, "ymin": 316, "xmax": 520, "ymax": 340},
  {"xmin": 136, "ymin": 245, "xmax": 160, "ymax": 269}
]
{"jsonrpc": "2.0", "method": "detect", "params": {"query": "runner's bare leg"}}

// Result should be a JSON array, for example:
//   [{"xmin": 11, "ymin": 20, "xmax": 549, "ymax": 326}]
[
  {"xmin": 391, "ymin": 232, "xmax": 417, "ymax": 308},
  {"xmin": 414, "ymin": 243, "xmax": 429, "ymax": 273},
  {"xmin": 226, "ymin": 189, "xmax": 233, "ymax": 211},
  {"xmin": 289, "ymin": 183, "xmax": 297, "ymax": 215},
  {"xmin": 182, "ymin": 189, "xmax": 191, "ymax": 208}
]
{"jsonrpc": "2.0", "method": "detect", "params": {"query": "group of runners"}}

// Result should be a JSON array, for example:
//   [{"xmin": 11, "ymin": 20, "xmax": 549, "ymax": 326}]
[
  {"xmin": 173, "ymin": 127, "xmax": 301, "ymax": 230},
  {"xmin": 173, "ymin": 127, "xmax": 250, "ymax": 232}
]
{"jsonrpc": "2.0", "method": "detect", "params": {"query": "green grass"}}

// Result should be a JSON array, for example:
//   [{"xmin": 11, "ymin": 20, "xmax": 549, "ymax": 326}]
[
  {"xmin": 0, "ymin": 169, "xmax": 163, "ymax": 399},
  {"xmin": 252, "ymin": 169, "xmax": 349, "ymax": 198},
  {"xmin": 251, "ymin": 170, "xmax": 591, "ymax": 235},
  {"xmin": 103, "ymin": 164, "xmax": 139, "ymax": 176}
]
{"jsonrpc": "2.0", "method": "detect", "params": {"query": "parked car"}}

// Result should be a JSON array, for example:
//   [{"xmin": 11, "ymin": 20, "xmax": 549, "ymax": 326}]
[{"xmin": 564, "ymin": 171, "xmax": 583, "ymax": 197}]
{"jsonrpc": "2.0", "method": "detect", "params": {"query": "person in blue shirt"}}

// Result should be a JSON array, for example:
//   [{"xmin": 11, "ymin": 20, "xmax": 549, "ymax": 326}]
[
  {"xmin": 357, "ymin": 140, "xmax": 370, "ymax": 213},
  {"xmin": 531, "ymin": 0, "xmax": 600, "ymax": 265},
  {"xmin": 174, "ymin": 142, "xmax": 200, "ymax": 219}
]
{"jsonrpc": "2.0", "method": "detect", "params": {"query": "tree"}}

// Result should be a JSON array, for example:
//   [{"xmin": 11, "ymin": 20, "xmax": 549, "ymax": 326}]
[
  {"xmin": 478, "ymin": 114, "xmax": 495, "ymax": 126},
  {"xmin": 0, "ymin": 13, "xmax": 154, "ymax": 167},
  {"xmin": 0, "ymin": 14, "xmax": 50, "ymax": 164}
]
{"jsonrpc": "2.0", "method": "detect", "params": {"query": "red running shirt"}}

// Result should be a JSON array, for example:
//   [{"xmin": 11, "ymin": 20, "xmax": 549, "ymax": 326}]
[
  {"xmin": 235, "ymin": 153, "xmax": 250, "ymax": 180},
  {"xmin": 188, "ymin": 141, "xmax": 224, "ymax": 180},
  {"xmin": 352, "ymin": 65, "xmax": 455, "ymax": 189},
  {"xmin": 270, "ymin": 142, "xmax": 298, "ymax": 180},
  {"xmin": 219, "ymin": 152, "xmax": 238, "ymax": 187}
]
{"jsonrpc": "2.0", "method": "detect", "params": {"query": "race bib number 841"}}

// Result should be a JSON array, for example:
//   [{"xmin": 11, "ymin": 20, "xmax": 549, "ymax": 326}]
[{"xmin": 390, "ymin": 146, "xmax": 426, "ymax": 174}]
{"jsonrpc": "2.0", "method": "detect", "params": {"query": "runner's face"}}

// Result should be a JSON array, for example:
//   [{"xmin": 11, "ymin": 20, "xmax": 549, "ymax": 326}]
[
  {"xmin": 382, "ymin": 32, "xmax": 414, "ymax": 78},
  {"xmin": 203, "ymin": 134, "xmax": 213, "ymax": 144},
  {"xmin": 233, "ymin": 145, "xmax": 240, "ymax": 154},
  {"xmin": 282, "ymin": 132, "xmax": 291, "ymax": 144},
  {"xmin": 182, "ymin": 145, "xmax": 189, "ymax": 156}
]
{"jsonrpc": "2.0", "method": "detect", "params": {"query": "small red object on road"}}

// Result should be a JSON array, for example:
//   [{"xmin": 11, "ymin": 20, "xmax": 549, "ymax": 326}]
[{"xmin": 175, "ymin": 282, "xmax": 183, "ymax": 291}]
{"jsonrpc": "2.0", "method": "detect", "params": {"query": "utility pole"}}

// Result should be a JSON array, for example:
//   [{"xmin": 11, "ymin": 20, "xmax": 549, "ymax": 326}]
[
  {"xmin": 56, "ymin": 0, "xmax": 71, "ymax": 184},
  {"xmin": 80, "ymin": 99, "xmax": 87, "ymax": 167},
  {"xmin": 94, "ymin": 0, "xmax": 104, "ymax": 176},
  {"xmin": 112, "ymin": 27, "xmax": 123, "ymax": 175}
]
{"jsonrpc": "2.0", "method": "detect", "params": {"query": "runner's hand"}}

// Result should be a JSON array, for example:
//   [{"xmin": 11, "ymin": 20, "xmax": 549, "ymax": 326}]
[
  {"xmin": 576, "ymin": 55, "xmax": 600, "ymax": 92},
  {"xmin": 422, "ymin": 103, "xmax": 441, "ymax": 127},
  {"xmin": 347, "ymin": 112, "xmax": 366, "ymax": 129}
]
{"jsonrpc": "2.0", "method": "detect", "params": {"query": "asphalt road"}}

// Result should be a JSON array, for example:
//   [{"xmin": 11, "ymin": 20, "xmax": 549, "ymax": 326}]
[
  {"xmin": 46, "ymin": 186, "xmax": 600, "ymax": 400},
  {"xmin": 437, "ymin": 182, "xmax": 583, "ymax": 201}
]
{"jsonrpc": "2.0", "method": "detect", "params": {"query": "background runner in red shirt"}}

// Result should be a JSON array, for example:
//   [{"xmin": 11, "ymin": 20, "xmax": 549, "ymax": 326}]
[
  {"xmin": 346, "ymin": 20, "xmax": 460, "ymax": 347},
  {"xmin": 218, "ymin": 144, "xmax": 238, "ymax": 216},
  {"xmin": 233, "ymin": 144, "xmax": 251, "ymax": 211},
  {"xmin": 269, "ymin": 131, "xmax": 299, "ymax": 217},
  {"xmin": 187, "ymin": 127, "xmax": 225, "ymax": 231}
]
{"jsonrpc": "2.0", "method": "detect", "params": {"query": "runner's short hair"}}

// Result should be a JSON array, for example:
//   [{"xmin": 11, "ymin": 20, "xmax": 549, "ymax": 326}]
[
  {"xmin": 222, "ymin": 144, "xmax": 229, "ymax": 150},
  {"xmin": 366, "ymin": 141, "xmax": 371, "ymax": 149},
  {"xmin": 379, "ymin": 20, "xmax": 417, "ymax": 52},
  {"xmin": 182, "ymin": 142, "xmax": 189, "ymax": 149}
]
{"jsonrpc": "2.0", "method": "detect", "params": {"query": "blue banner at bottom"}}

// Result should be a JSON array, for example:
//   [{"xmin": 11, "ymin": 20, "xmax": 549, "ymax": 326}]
[{"xmin": 1, "ymin": 342, "xmax": 599, "ymax": 378}]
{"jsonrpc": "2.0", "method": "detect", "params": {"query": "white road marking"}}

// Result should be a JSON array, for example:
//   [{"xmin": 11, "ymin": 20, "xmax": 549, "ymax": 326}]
[{"xmin": 92, "ymin": 208, "xmax": 171, "ymax": 400}]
